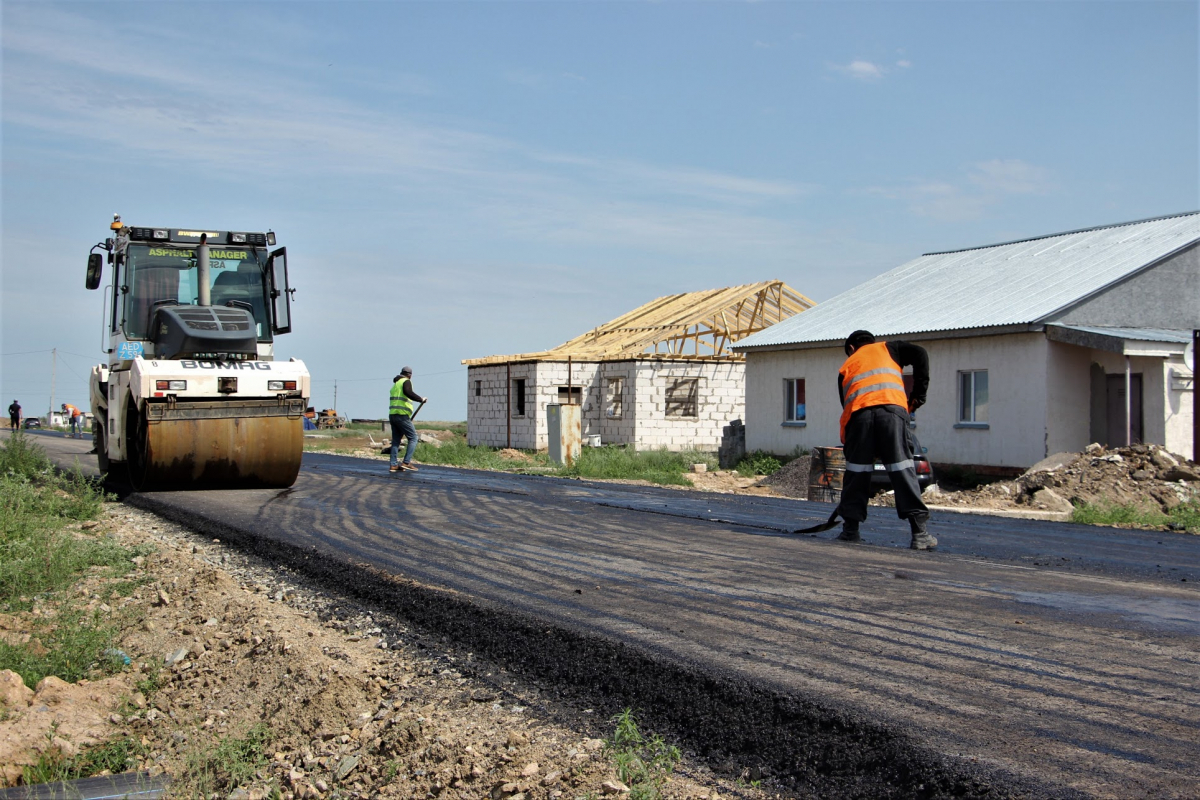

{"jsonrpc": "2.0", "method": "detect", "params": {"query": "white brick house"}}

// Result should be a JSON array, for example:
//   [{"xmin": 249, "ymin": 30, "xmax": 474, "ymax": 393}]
[
  {"xmin": 734, "ymin": 213, "xmax": 1200, "ymax": 469},
  {"xmin": 463, "ymin": 282, "xmax": 813, "ymax": 451}
]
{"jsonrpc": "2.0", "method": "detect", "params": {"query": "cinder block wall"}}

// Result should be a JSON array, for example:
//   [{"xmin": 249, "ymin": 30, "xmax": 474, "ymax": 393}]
[
  {"xmin": 629, "ymin": 361, "xmax": 745, "ymax": 451},
  {"xmin": 467, "ymin": 360, "xmax": 745, "ymax": 452}
]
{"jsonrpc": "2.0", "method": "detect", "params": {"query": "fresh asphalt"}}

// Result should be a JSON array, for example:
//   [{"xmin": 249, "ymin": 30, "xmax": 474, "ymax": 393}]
[{"xmin": 17, "ymin": 428, "xmax": 1200, "ymax": 799}]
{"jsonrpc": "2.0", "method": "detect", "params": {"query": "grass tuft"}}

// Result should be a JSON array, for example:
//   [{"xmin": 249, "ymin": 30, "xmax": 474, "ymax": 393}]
[
  {"xmin": 604, "ymin": 708, "xmax": 681, "ymax": 800},
  {"xmin": 183, "ymin": 722, "xmax": 274, "ymax": 794},
  {"xmin": 1072, "ymin": 500, "xmax": 1200, "ymax": 533}
]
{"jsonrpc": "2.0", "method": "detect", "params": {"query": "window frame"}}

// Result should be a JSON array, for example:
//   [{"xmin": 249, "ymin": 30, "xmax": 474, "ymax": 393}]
[
  {"xmin": 783, "ymin": 377, "xmax": 806, "ymax": 427},
  {"xmin": 511, "ymin": 378, "xmax": 527, "ymax": 418},
  {"xmin": 664, "ymin": 377, "xmax": 699, "ymax": 418},
  {"xmin": 605, "ymin": 377, "xmax": 624, "ymax": 419},
  {"xmin": 956, "ymin": 369, "xmax": 989, "ymax": 428}
]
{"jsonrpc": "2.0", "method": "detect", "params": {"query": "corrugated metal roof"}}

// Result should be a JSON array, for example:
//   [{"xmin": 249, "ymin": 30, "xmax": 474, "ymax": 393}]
[
  {"xmin": 1047, "ymin": 324, "xmax": 1194, "ymax": 344},
  {"xmin": 735, "ymin": 211, "xmax": 1200, "ymax": 350}
]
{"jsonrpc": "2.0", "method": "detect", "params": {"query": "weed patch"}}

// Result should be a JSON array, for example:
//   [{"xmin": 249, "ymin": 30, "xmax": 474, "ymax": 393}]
[
  {"xmin": 1072, "ymin": 500, "xmax": 1200, "ymax": 532},
  {"xmin": 182, "ymin": 722, "xmax": 273, "ymax": 795},
  {"xmin": 604, "ymin": 709, "xmax": 681, "ymax": 799}
]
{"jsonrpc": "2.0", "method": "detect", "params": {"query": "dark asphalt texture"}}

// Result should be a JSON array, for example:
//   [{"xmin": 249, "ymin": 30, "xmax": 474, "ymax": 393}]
[{"xmin": 21, "ymin": 430, "xmax": 1200, "ymax": 799}]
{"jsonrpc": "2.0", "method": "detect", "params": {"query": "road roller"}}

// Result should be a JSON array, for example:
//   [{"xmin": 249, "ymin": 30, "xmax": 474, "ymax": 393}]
[{"xmin": 85, "ymin": 216, "xmax": 310, "ymax": 490}]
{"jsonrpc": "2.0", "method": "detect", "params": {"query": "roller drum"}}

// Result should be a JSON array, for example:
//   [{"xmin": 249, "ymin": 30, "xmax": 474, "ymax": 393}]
[{"xmin": 129, "ymin": 399, "xmax": 304, "ymax": 490}]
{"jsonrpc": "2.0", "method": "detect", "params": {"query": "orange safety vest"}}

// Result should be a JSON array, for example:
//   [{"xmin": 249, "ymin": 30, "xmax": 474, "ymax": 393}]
[{"xmin": 838, "ymin": 342, "xmax": 909, "ymax": 443}]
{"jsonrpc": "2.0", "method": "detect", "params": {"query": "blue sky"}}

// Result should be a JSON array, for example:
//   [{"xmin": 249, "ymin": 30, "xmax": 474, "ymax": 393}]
[{"xmin": 2, "ymin": 1, "xmax": 1197, "ymax": 422}]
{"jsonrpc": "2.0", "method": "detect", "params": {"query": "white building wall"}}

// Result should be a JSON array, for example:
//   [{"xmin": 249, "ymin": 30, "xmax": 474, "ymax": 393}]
[
  {"xmin": 468, "ymin": 360, "xmax": 743, "ymax": 451},
  {"xmin": 745, "ymin": 333, "xmax": 1054, "ymax": 469},
  {"xmin": 627, "ymin": 361, "xmax": 745, "ymax": 451},
  {"xmin": 1045, "ymin": 340, "xmax": 1093, "ymax": 455},
  {"xmin": 1163, "ymin": 357, "xmax": 1196, "ymax": 460}
]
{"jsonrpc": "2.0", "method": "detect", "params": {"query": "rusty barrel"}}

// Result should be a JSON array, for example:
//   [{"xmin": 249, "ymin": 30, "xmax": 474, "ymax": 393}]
[{"xmin": 806, "ymin": 446, "xmax": 845, "ymax": 503}]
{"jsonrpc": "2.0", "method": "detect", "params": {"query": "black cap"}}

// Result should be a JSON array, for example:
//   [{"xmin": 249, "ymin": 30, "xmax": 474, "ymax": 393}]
[
  {"xmin": 401, "ymin": 366, "xmax": 412, "ymax": 376},
  {"xmin": 844, "ymin": 330, "xmax": 875, "ymax": 355}
]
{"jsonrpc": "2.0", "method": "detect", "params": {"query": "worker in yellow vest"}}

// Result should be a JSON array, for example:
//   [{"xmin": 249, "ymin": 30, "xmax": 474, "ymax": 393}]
[
  {"xmin": 836, "ymin": 330, "xmax": 935, "ymax": 550},
  {"xmin": 388, "ymin": 367, "xmax": 427, "ymax": 472}
]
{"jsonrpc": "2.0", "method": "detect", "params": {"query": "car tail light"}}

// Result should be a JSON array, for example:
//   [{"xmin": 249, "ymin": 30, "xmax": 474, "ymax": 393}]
[{"xmin": 916, "ymin": 460, "xmax": 931, "ymax": 474}]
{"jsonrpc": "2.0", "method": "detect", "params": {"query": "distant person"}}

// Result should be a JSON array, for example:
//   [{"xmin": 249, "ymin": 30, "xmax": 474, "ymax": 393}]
[
  {"xmin": 835, "ymin": 330, "xmax": 936, "ymax": 550},
  {"xmin": 62, "ymin": 403, "xmax": 83, "ymax": 438},
  {"xmin": 388, "ymin": 367, "xmax": 427, "ymax": 472},
  {"xmin": 8, "ymin": 399, "xmax": 20, "ymax": 430}
]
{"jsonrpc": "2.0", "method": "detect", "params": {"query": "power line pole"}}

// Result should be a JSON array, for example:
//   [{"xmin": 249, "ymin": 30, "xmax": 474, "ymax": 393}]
[
  {"xmin": 334, "ymin": 379, "xmax": 338, "ymax": 412},
  {"xmin": 49, "ymin": 348, "xmax": 57, "ymax": 426}
]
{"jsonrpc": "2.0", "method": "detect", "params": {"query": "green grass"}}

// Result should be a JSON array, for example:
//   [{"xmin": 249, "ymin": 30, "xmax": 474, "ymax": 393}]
[
  {"xmin": 182, "ymin": 722, "xmax": 274, "ymax": 795},
  {"xmin": 0, "ymin": 431, "xmax": 147, "ymax": 690},
  {"xmin": 23, "ymin": 731, "xmax": 147, "ymax": 786},
  {"xmin": 416, "ymin": 439, "xmax": 717, "ymax": 486},
  {"xmin": 735, "ymin": 450, "xmax": 783, "ymax": 477},
  {"xmin": 604, "ymin": 709, "xmax": 681, "ymax": 800},
  {"xmin": 1071, "ymin": 500, "xmax": 1200, "ymax": 532}
]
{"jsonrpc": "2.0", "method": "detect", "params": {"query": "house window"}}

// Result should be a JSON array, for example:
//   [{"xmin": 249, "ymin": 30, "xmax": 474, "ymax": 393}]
[
  {"xmin": 474, "ymin": 380, "xmax": 481, "ymax": 397},
  {"xmin": 557, "ymin": 386, "xmax": 582, "ymax": 405},
  {"xmin": 784, "ymin": 378, "xmax": 806, "ymax": 423},
  {"xmin": 606, "ymin": 377, "xmax": 624, "ymax": 418},
  {"xmin": 958, "ymin": 370, "xmax": 988, "ymax": 424},
  {"xmin": 512, "ymin": 378, "xmax": 526, "ymax": 417},
  {"xmin": 664, "ymin": 378, "xmax": 698, "ymax": 418}
]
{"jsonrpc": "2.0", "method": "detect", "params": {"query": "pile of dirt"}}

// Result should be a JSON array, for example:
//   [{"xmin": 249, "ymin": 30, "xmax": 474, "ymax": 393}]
[
  {"xmin": 919, "ymin": 444, "xmax": 1200, "ymax": 517},
  {"xmin": 497, "ymin": 449, "xmax": 533, "ymax": 462},
  {"xmin": 0, "ymin": 507, "xmax": 749, "ymax": 799}
]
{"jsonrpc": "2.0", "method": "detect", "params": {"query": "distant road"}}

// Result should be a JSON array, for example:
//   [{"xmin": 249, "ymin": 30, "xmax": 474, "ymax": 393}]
[{"xmin": 18, "ymin": 428, "xmax": 1200, "ymax": 799}]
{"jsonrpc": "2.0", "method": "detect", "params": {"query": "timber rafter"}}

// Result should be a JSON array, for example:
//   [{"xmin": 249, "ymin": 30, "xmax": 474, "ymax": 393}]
[{"xmin": 462, "ymin": 280, "xmax": 814, "ymax": 366}]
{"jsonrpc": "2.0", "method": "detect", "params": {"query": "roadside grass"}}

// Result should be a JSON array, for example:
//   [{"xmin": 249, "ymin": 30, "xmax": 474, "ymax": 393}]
[
  {"xmin": 735, "ymin": 450, "xmax": 783, "ymax": 477},
  {"xmin": 418, "ymin": 438, "xmax": 717, "ymax": 486},
  {"xmin": 180, "ymin": 722, "xmax": 274, "ymax": 797},
  {"xmin": 604, "ymin": 708, "xmax": 681, "ymax": 800},
  {"xmin": 1071, "ymin": 500, "xmax": 1200, "ymax": 533},
  {"xmin": 23, "ymin": 729, "xmax": 147, "ymax": 786},
  {"xmin": 0, "ymin": 430, "xmax": 147, "ymax": 692}
]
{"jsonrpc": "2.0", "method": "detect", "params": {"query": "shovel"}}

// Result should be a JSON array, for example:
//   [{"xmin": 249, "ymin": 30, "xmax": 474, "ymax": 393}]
[{"xmin": 792, "ymin": 510, "xmax": 840, "ymax": 534}]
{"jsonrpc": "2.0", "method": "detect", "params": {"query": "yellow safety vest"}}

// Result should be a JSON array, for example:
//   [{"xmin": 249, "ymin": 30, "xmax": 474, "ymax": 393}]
[{"xmin": 390, "ymin": 379, "xmax": 414, "ymax": 416}]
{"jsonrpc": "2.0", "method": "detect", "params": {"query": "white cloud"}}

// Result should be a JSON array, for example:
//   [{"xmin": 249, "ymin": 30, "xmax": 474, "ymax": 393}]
[
  {"xmin": 969, "ymin": 159, "xmax": 1053, "ymax": 195},
  {"xmin": 897, "ymin": 60, "xmax": 911, "ymax": 69},
  {"xmin": 862, "ymin": 160, "xmax": 1055, "ymax": 221},
  {"xmin": 832, "ymin": 60, "xmax": 885, "ymax": 81}
]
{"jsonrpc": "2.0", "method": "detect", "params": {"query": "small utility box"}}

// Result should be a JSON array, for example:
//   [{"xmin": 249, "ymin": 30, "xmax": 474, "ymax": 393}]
[{"xmin": 546, "ymin": 403, "xmax": 582, "ymax": 466}]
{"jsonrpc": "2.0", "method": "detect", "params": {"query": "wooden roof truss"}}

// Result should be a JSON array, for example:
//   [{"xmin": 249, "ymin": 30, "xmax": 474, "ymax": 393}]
[{"xmin": 464, "ymin": 280, "xmax": 814, "ymax": 365}]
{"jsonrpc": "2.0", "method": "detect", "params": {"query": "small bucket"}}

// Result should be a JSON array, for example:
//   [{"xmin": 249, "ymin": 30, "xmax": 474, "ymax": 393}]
[{"xmin": 807, "ymin": 446, "xmax": 846, "ymax": 504}]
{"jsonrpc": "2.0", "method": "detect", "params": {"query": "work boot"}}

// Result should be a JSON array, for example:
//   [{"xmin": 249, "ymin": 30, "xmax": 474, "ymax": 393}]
[
  {"xmin": 836, "ymin": 520, "xmax": 861, "ymax": 543},
  {"xmin": 909, "ymin": 512, "xmax": 937, "ymax": 550}
]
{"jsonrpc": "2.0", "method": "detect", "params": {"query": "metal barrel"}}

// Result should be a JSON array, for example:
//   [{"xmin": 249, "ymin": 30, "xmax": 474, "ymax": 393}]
[{"xmin": 806, "ymin": 446, "xmax": 845, "ymax": 504}]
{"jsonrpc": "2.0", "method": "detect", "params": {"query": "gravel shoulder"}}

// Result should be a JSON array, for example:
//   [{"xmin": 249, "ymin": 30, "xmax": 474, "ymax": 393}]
[{"xmin": 2, "ymin": 503, "xmax": 767, "ymax": 799}]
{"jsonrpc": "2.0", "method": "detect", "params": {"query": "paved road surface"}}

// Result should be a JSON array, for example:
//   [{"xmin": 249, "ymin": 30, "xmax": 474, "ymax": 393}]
[{"xmin": 18, "ymin": 429, "xmax": 1200, "ymax": 799}]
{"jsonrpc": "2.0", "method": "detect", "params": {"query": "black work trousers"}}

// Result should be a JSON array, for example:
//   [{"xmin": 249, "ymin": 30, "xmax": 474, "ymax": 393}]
[{"xmin": 838, "ymin": 405, "xmax": 928, "ymax": 523}]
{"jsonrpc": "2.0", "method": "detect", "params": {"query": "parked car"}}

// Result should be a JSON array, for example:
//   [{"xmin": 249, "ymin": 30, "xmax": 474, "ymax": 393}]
[
  {"xmin": 870, "ymin": 429, "xmax": 935, "ymax": 491},
  {"xmin": 22, "ymin": 418, "xmax": 41, "ymax": 429}
]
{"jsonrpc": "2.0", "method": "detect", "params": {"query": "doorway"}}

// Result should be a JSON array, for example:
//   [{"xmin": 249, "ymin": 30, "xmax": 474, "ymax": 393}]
[{"xmin": 1105, "ymin": 373, "xmax": 1143, "ymax": 446}]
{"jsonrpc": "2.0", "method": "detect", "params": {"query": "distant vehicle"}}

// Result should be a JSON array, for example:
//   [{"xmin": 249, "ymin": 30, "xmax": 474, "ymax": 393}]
[
  {"xmin": 22, "ymin": 418, "xmax": 41, "ymax": 429},
  {"xmin": 871, "ymin": 430, "xmax": 935, "ymax": 491}
]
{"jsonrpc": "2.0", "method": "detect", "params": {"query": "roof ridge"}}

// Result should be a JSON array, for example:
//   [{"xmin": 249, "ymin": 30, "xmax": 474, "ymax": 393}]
[{"xmin": 921, "ymin": 210, "xmax": 1200, "ymax": 257}]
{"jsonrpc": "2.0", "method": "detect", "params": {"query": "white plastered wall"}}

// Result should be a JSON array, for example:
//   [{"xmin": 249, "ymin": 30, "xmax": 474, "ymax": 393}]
[{"xmin": 745, "ymin": 333, "xmax": 1054, "ymax": 468}]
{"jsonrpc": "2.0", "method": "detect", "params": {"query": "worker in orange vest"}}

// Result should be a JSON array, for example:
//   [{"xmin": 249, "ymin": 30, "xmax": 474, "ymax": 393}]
[
  {"xmin": 836, "ymin": 330, "xmax": 935, "ymax": 550},
  {"xmin": 62, "ymin": 403, "xmax": 83, "ymax": 439}
]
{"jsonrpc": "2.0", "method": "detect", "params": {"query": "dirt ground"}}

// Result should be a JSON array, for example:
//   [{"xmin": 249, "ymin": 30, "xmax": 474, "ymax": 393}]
[{"xmin": 0, "ymin": 505, "xmax": 764, "ymax": 799}]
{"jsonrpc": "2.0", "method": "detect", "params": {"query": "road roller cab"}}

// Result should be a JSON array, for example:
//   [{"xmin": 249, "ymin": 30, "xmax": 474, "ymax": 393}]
[{"xmin": 86, "ymin": 216, "xmax": 310, "ymax": 490}]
